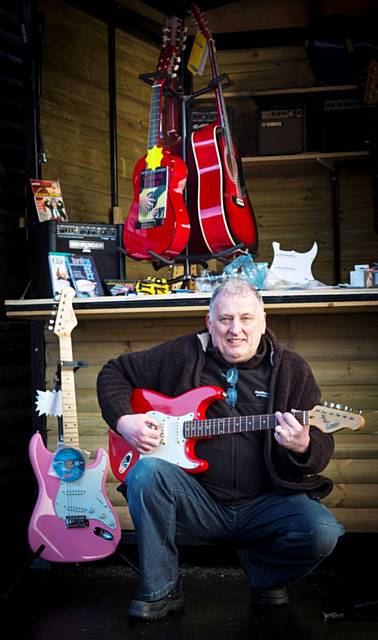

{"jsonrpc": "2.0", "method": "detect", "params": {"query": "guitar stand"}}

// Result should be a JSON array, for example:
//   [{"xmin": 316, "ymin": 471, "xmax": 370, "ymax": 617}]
[
  {"xmin": 148, "ymin": 244, "xmax": 247, "ymax": 287},
  {"xmin": 121, "ymin": 60, "xmax": 245, "ymax": 288}
]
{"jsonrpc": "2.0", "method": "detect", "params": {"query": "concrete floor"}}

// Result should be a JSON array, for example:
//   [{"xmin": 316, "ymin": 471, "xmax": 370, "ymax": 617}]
[{"xmin": 1, "ymin": 535, "xmax": 377, "ymax": 640}]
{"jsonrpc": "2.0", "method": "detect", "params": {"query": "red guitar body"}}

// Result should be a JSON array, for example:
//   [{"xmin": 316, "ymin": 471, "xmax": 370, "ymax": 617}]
[
  {"xmin": 109, "ymin": 385, "xmax": 224, "ymax": 483},
  {"xmin": 123, "ymin": 148, "xmax": 190, "ymax": 260},
  {"xmin": 190, "ymin": 122, "xmax": 258, "ymax": 255}
]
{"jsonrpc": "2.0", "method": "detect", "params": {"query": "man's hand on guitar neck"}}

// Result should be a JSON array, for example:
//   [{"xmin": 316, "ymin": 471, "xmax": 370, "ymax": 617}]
[
  {"xmin": 116, "ymin": 414, "xmax": 161, "ymax": 454},
  {"xmin": 274, "ymin": 411, "xmax": 310, "ymax": 455}
]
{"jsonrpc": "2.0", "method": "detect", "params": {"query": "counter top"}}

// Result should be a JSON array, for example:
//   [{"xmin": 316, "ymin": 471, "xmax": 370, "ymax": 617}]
[{"xmin": 5, "ymin": 288, "xmax": 378, "ymax": 320}]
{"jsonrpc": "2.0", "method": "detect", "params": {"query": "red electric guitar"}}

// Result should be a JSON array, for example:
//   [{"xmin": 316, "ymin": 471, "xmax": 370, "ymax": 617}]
[
  {"xmin": 108, "ymin": 386, "xmax": 365, "ymax": 483},
  {"xmin": 123, "ymin": 18, "xmax": 190, "ymax": 261},
  {"xmin": 28, "ymin": 288, "xmax": 121, "ymax": 562},
  {"xmin": 188, "ymin": 4, "xmax": 258, "ymax": 256}
]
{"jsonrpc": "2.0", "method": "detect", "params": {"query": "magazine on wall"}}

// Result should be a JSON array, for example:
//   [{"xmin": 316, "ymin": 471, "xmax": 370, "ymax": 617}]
[
  {"xmin": 66, "ymin": 253, "xmax": 104, "ymax": 297},
  {"xmin": 30, "ymin": 179, "xmax": 68, "ymax": 222}
]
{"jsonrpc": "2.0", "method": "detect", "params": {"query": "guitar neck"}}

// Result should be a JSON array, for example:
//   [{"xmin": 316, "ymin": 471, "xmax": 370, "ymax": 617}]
[
  {"xmin": 59, "ymin": 335, "xmax": 80, "ymax": 449},
  {"xmin": 183, "ymin": 411, "xmax": 307, "ymax": 438},
  {"xmin": 147, "ymin": 83, "xmax": 164, "ymax": 150},
  {"xmin": 207, "ymin": 39, "xmax": 228, "ymax": 131},
  {"xmin": 205, "ymin": 33, "xmax": 243, "ymax": 198}
]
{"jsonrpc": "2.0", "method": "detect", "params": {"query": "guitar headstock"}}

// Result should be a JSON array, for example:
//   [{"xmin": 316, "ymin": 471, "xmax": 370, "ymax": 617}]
[
  {"xmin": 52, "ymin": 286, "xmax": 77, "ymax": 338},
  {"xmin": 156, "ymin": 16, "xmax": 186, "ymax": 80},
  {"xmin": 308, "ymin": 403, "xmax": 365, "ymax": 434},
  {"xmin": 190, "ymin": 3, "xmax": 211, "ymax": 41}
]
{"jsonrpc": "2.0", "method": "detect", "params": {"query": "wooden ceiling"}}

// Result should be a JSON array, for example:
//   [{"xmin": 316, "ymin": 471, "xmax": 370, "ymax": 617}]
[{"xmin": 64, "ymin": 1, "xmax": 378, "ymax": 49}]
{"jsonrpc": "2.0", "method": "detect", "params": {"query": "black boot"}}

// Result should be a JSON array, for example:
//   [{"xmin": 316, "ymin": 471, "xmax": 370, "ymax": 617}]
[{"xmin": 128, "ymin": 580, "xmax": 184, "ymax": 621}]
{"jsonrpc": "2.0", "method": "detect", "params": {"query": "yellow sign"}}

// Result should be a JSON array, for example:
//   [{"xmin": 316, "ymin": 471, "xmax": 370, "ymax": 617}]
[
  {"xmin": 146, "ymin": 145, "xmax": 164, "ymax": 171},
  {"xmin": 187, "ymin": 31, "xmax": 208, "ymax": 76}
]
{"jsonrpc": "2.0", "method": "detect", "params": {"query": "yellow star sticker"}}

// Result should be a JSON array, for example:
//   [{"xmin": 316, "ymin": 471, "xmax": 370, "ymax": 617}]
[{"xmin": 146, "ymin": 145, "xmax": 164, "ymax": 171}]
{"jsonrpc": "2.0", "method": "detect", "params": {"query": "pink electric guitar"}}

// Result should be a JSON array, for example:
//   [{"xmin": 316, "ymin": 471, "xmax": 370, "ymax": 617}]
[
  {"xmin": 28, "ymin": 287, "xmax": 121, "ymax": 563},
  {"xmin": 108, "ymin": 386, "xmax": 365, "ymax": 483}
]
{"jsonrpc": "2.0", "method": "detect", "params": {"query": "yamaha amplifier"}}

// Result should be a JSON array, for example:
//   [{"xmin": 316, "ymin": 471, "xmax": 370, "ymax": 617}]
[
  {"xmin": 256, "ymin": 102, "xmax": 306, "ymax": 155},
  {"xmin": 29, "ymin": 221, "xmax": 124, "ymax": 298}
]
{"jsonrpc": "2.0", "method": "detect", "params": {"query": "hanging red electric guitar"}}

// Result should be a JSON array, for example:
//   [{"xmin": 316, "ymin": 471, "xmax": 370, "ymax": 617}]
[
  {"xmin": 28, "ymin": 288, "xmax": 121, "ymax": 562},
  {"xmin": 123, "ymin": 18, "xmax": 190, "ymax": 261},
  {"xmin": 108, "ymin": 386, "xmax": 364, "ymax": 483},
  {"xmin": 188, "ymin": 4, "xmax": 258, "ymax": 256}
]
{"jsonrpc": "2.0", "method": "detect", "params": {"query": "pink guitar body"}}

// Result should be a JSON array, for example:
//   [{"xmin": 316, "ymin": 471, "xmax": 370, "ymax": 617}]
[
  {"xmin": 109, "ymin": 386, "xmax": 225, "ymax": 482},
  {"xmin": 123, "ymin": 148, "xmax": 190, "ymax": 260},
  {"xmin": 28, "ymin": 432, "xmax": 121, "ymax": 563},
  {"xmin": 191, "ymin": 122, "xmax": 258, "ymax": 255}
]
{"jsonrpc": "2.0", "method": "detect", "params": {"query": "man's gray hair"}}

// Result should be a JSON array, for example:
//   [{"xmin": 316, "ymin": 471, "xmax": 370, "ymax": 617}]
[{"xmin": 208, "ymin": 276, "xmax": 264, "ymax": 318}]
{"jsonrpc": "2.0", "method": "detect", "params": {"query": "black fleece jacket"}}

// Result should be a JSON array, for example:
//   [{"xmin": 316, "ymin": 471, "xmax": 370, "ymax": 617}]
[{"xmin": 97, "ymin": 328, "xmax": 334, "ymax": 499}]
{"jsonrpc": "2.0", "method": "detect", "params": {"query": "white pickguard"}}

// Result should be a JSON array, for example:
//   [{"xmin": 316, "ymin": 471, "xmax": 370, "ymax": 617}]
[
  {"xmin": 270, "ymin": 241, "xmax": 318, "ymax": 284},
  {"xmin": 140, "ymin": 410, "xmax": 198, "ymax": 469},
  {"xmin": 54, "ymin": 455, "xmax": 118, "ymax": 529}
]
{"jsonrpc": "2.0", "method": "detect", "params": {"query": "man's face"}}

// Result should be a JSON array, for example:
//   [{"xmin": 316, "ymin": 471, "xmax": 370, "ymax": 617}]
[{"xmin": 206, "ymin": 290, "xmax": 266, "ymax": 364}]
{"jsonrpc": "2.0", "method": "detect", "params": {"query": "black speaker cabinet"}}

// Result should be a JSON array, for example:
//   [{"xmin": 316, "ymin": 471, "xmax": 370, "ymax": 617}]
[
  {"xmin": 320, "ymin": 98, "xmax": 371, "ymax": 152},
  {"xmin": 29, "ymin": 221, "xmax": 124, "ymax": 298},
  {"xmin": 256, "ymin": 102, "xmax": 306, "ymax": 155}
]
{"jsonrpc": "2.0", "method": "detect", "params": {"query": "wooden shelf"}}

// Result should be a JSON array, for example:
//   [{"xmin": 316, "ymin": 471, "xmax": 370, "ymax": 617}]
[
  {"xmin": 5, "ymin": 288, "xmax": 378, "ymax": 321},
  {"xmin": 242, "ymin": 150, "xmax": 370, "ymax": 165}
]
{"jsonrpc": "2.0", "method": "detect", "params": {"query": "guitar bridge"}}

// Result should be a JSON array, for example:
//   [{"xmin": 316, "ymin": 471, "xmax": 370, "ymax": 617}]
[{"xmin": 65, "ymin": 515, "xmax": 89, "ymax": 528}]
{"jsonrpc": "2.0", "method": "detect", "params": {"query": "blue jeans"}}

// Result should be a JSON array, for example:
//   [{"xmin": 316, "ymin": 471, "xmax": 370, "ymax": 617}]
[{"xmin": 125, "ymin": 458, "xmax": 344, "ymax": 601}]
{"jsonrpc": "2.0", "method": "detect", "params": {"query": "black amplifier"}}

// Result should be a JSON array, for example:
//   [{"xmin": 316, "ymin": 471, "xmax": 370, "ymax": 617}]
[
  {"xmin": 320, "ymin": 98, "xmax": 371, "ymax": 152},
  {"xmin": 29, "ymin": 221, "xmax": 124, "ymax": 298},
  {"xmin": 190, "ymin": 106, "xmax": 234, "ymax": 130},
  {"xmin": 256, "ymin": 102, "xmax": 306, "ymax": 155}
]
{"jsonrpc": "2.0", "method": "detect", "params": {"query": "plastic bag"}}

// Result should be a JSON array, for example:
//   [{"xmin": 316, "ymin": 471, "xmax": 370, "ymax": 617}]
[{"xmin": 222, "ymin": 255, "xmax": 268, "ymax": 289}]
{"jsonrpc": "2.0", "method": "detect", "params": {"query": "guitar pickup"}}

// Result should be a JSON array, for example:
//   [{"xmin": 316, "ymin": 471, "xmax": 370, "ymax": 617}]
[{"xmin": 65, "ymin": 515, "xmax": 89, "ymax": 528}]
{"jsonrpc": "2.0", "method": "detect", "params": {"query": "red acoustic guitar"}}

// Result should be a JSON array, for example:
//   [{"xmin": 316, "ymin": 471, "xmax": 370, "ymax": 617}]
[
  {"xmin": 108, "ymin": 386, "xmax": 364, "ymax": 483},
  {"xmin": 188, "ymin": 4, "xmax": 258, "ymax": 256},
  {"xmin": 123, "ymin": 18, "xmax": 190, "ymax": 261}
]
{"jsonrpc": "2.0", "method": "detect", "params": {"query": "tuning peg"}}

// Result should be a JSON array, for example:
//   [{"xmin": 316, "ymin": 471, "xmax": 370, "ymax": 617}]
[
  {"xmin": 335, "ymin": 403, "xmax": 344, "ymax": 410},
  {"xmin": 329, "ymin": 402, "xmax": 335, "ymax": 408},
  {"xmin": 358, "ymin": 409, "xmax": 364, "ymax": 415},
  {"xmin": 176, "ymin": 56, "xmax": 181, "ymax": 63},
  {"xmin": 171, "ymin": 73, "xmax": 177, "ymax": 78}
]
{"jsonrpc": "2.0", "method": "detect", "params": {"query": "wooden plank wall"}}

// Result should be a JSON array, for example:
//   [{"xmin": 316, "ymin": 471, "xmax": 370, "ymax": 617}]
[{"xmin": 45, "ymin": 311, "xmax": 378, "ymax": 532}]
